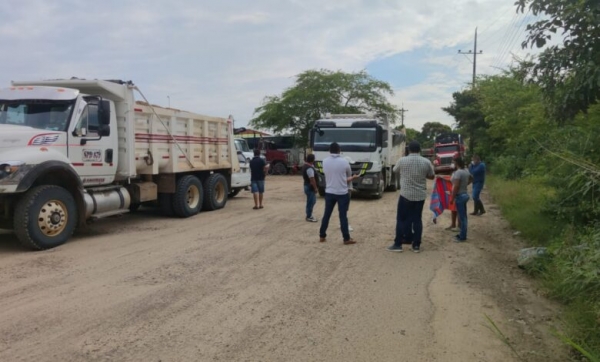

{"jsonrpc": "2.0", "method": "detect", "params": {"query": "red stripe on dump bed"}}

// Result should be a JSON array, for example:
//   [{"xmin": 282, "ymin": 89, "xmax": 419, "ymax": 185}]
[
  {"xmin": 72, "ymin": 163, "xmax": 84, "ymax": 167},
  {"xmin": 91, "ymin": 163, "xmax": 103, "ymax": 167},
  {"xmin": 134, "ymin": 108, "xmax": 143, "ymax": 112},
  {"xmin": 162, "ymin": 156, "xmax": 170, "ymax": 159}
]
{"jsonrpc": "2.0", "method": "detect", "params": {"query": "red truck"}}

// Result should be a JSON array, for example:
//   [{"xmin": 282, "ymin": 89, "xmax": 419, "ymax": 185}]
[
  {"xmin": 246, "ymin": 137, "xmax": 293, "ymax": 175},
  {"xmin": 432, "ymin": 133, "xmax": 465, "ymax": 174}
]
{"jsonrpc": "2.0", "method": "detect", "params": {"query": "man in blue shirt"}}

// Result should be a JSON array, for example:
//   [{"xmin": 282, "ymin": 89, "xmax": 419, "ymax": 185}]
[
  {"xmin": 468, "ymin": 154, "xmax": 486, "ymax": 216},
  {"xmin": 249, "ymin": 149, "xmax": 269, "ymax": 209}
]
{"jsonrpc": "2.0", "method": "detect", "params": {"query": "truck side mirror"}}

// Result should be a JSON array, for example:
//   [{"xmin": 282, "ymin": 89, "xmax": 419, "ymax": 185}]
[
  {"xmin": 99, "ymin": 100, "xmax": 111, "ymax": 125},
  {"xmin": 98, "ymin": 124, "xmax": 110, "ymax": 137}
]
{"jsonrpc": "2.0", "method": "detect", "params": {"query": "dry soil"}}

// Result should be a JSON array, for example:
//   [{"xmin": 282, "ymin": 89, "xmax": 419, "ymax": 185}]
[{"xmin": 0, "ymin": 176, "xmax": 569, "ymax": 361}]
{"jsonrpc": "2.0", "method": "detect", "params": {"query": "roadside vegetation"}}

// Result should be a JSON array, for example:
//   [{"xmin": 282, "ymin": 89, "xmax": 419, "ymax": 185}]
[{"xmin": 441, "ymin": 0, "xmax": 600, "ymax": 359}]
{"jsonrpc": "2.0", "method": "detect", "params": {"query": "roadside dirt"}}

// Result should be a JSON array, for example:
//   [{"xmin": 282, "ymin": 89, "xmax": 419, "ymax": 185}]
[{"xmin": 0, "ymin": 176, "xmax": 568, "ymax": 361}]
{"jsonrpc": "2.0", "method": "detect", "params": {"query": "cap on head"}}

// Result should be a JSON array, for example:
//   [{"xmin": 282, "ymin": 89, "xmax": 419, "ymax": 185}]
[{"xmin": 408, "ymin": 141, "xmax": 421, "ymax": 153}]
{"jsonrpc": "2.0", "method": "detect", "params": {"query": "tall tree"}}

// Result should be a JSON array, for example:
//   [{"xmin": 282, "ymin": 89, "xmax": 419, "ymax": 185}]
[
  {"xmin": 250, "ymin": 69, "xmax": 399, "ymax": 146},
  {"xmin": 420, "ymin": 122, "xmax": 452, "ymax": 147},
  {"xmin": 442, "ymin": 89, "xmax": 486, "ymax": 153},
  {"xmin": 517, "ymin": 0, "xmax": 600, "ymax": 123}
]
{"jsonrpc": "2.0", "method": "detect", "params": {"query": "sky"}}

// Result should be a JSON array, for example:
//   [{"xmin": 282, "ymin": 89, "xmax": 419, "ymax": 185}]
[{"xmin": 0, "ymin": 0, "xmax": 538, "ymax": 132}]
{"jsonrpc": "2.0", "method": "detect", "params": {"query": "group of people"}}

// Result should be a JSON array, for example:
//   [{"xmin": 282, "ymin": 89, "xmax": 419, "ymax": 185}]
[{"xmin": 248, "ymin": 140, "xmax": 486, "ymax": 252}]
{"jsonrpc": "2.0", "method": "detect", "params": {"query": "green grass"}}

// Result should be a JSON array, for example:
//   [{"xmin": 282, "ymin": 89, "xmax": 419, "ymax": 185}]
[
  {"xmin": 488, "ymin": 175, "xmax": 600, "ymax": 360},
  {"xmin": 487, "ymin": 175, "xmax": 559, "ymax": 245}
]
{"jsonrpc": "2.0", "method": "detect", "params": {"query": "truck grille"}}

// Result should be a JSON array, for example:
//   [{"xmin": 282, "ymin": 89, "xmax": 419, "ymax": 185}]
[
  {"xmin": 315, "ymin": 161, "xmax": 372, "ymax": 175},
  {"xmin": 440, "ymin": 157, "xmax": 453, "ymax": 166}
]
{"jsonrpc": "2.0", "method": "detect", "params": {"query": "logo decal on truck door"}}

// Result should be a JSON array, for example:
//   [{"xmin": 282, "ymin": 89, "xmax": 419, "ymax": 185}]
[{"xmin": 82, "ymin": 149, "xmax": 103, "ymax": 162}]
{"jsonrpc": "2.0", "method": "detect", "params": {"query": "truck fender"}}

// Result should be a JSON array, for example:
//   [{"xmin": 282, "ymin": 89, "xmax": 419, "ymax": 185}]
[{"xmin": 16, "ymin": 160, "xmax": 82, "ymax": 192}]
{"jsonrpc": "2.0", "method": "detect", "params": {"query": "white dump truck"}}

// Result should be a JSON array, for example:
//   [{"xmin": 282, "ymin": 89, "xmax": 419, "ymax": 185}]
[
  {"xmin": 310, "ymin": 114, "xmax": 406, "ymax": 198},
  {"xmin": 0, "ymin": 78, "xmax": 249, "ymax": 249}
]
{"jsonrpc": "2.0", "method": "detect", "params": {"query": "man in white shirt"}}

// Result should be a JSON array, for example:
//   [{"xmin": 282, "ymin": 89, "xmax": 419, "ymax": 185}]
[{"xmin": 319, "ymin": 142, "xmax": 359, "ymax": 245}]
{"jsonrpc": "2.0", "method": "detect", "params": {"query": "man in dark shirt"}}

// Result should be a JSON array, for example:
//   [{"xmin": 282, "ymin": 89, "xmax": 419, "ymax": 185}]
[
  {"xmin": 249, "ymin": 149, "xmax": 268, "ymax": 209},
  {"xmin": 468, "ymin": 154, "xmax": 486, "ymax": 216},
  {"xmin": 302, "ymin": 154, "xmax": 319, "ymax": 222}
]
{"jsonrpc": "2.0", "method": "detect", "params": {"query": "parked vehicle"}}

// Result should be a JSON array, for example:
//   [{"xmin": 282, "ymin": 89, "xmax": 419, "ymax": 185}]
[
  {"xmin": 310, "ymin": 114, "xmax": 406, "ymax": 198},
  {"xmin": 0, "ymin": 78, "xmax": 246, "ymax": 249},
  {"xmin": 233, "ymin": 128, "xmax": 254, "ymax": 163},
  {"xmin": 432, "ymin": 133, "xmax": 465, "ymax": 174},
  {"xmin": 246, "ymin": 137, "xmax": 291, "ymax": 175}
]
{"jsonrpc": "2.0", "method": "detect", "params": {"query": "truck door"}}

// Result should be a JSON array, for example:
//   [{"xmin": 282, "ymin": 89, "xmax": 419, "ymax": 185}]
[{"xmin": 67, "ymin": 98, "xmax": 117, "ymax": 186}]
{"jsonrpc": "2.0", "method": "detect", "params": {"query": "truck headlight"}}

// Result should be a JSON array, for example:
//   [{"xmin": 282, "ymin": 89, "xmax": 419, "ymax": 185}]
[
  {"xmin": 0, "ymin": 161, "xmax": 25, "ymax": 180},
  {"xmin": 361, "ymin": 178, "xmax": 373, "ymax": 185}
]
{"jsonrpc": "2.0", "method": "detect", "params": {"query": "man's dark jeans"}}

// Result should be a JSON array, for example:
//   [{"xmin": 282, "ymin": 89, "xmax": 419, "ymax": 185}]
[
  {"xmin": 394, "ymin": 196, "xmax": 425, "ymax": 248},
  {"xmin": 319, "ymin": 193, "xmax": 351, "ymax": 241},
  {"xmin": 304, "ymin": 184, "xmax": 317, "ymax": 218}
]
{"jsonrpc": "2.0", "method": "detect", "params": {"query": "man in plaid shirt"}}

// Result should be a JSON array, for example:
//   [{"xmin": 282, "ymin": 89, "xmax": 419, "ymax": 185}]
[{"xmin": 387, "ymin": 141, "xmax": 435, "ymax": 253}]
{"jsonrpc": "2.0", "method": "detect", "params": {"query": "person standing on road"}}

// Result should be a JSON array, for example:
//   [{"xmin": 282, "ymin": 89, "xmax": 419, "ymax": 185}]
[
  {"xmin": 250, "ymin": 149, "xmax": 269, "ymax": 210},
  {"xmin": 387, "ymin": 141, "xmax": 434, "ymax": 253},
  {"xmin": 451, "ymin": 157, "xmax": 473, "ymax": 242},
  {"xmin": 469, "ymin": 154, "xmax": 486, "ymax": 216},
  {"xmin": 302, "ymin": 154, "xmax": 319, "ymax": 222},
  {"xmin": 319, "ymin": 142, "xmax": 359, "ymax": 245}
]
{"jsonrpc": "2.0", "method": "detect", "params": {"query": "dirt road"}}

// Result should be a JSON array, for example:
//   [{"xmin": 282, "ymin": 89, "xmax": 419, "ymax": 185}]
[{"xmin": 0, "ymin": 176, "xmax": 567, "ymax": 361}]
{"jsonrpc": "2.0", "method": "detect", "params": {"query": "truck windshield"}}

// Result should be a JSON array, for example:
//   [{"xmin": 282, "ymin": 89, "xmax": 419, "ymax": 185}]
[
  {"xmin": 436, "ymin": 145, "xmax": 459, "ymax": 154},
  {"xmin": 313, "ymin": 128, "xmax": 377, "ymax": 152},
  {"xmin": 234, "ymin": 139, "xmax": 250, "ymax": 152},
  {"xmin": 0, "ymin": 100, "xmax": 75, "ymax": 131}
]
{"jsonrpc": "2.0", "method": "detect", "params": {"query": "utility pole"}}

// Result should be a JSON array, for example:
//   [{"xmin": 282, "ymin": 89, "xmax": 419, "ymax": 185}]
[
  {"xmin": 458, "ymin": 27, "xmax": 483, "ymax": 88},
  {"xmin": 399, "ymin": 104, "xmax": 408, "ymax": 127}
]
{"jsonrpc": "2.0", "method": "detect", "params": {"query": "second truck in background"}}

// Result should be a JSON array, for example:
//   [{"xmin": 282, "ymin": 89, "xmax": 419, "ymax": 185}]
[{"xmin": 310, "ymin": 114, "xmax": 406, "ymax": 198}]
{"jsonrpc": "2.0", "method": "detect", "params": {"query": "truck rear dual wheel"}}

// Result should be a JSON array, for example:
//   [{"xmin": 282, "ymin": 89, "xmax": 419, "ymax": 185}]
[
  {"xmin": 14, "ymin": 185, "xmax": 77, "ymax": 250},
  {"xmin": 203, "ymin": 173, "xmax": 228, "ymax": 211},
  {"xmin": 173, "ymin": 175, "xmax": 204, "ymax": 218}
]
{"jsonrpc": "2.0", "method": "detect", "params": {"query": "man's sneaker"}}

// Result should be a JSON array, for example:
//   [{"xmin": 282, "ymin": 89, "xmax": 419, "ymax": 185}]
[
  {"xmin": 412, "ymin": 246, "xmax": 421, "ymax": 253},
  {"xmin": 306, "ymin": 216, "xmax": 318, "ymax": 222},
  {"xmin": 386, "ymin": 245, "xmax": 403, "ymax": 252},
  {"xmin": 319, "ymin": 237, "xmax": 326, "ymax": 243},
  {"xmin": 343, "ymin": 239, "xmax": 357, "ymax": 245},
  {"xmin": 453, "ymin": 236, "xmax": 466, "ymax": 243}
]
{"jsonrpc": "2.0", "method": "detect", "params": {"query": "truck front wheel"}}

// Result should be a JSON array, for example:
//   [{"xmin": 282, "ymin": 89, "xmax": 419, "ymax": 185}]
[{"xmin": 14, "ymin": 185, "xmax": 77, "ymax": 250}]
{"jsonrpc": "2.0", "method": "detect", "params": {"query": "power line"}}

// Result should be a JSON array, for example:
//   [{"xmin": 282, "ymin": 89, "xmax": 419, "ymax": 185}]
[{"xmin": 496, "ymin": 9, "xmax": 531, "ymax": 68}]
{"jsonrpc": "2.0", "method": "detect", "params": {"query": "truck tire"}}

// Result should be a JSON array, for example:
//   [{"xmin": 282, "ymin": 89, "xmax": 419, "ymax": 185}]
[
  {"xmin": 173, "ymin": 175, "xmax": 203, "ymax": 218},
  {"xmin": 386, "ymin": 171, "xmax": 397, "ymax": 192},
  {"xmin": 158, "ymin": 193, "xmax": 174, "ymax": 217},
  {"xmin": 229, "ymin": 189, "xmax": 241, "ymax": 198},
  {"xmin": 271, "ymin": 162, "xmax": 288, "ymax": 175},
  {"xmin": 203, "ymin": 173, "xmax": 228, "ymax": 211},
  {"xmin": 13, "ymin": 185, "xmax": 77, "ymax": 250},
  {"xmin": 375, "ymin": 173, "xmax": 384, "ymax": 199}
]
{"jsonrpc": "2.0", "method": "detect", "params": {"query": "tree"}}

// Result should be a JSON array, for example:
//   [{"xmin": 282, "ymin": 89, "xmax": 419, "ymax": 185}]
[
  {"xmin": 402, "ymin": 127, "xmax": 422, "ymax": 143},
  {"xmin": 250, "ymin": 69, "xmax": 400, "ymax": 147},
  {"xmin": 442, "ymin": 89, "xmax": 486, "ymax": 153},
  {"xmin": 517, "ymin": 0, "xmax": 600, "ymax": 123},
  {"xmin": 420, "ymin": 122, "xmax": 452, "ymax": 147}
]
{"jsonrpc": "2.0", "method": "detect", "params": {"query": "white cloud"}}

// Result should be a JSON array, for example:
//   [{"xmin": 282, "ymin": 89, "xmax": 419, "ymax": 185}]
[{"xmin": 0, "ymin": 0, "xmax": 541, "ymax": 129}]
